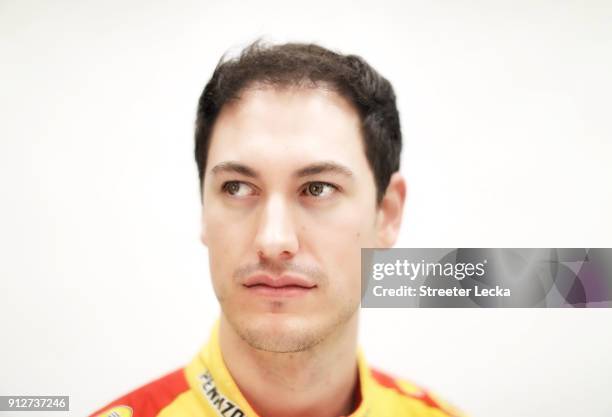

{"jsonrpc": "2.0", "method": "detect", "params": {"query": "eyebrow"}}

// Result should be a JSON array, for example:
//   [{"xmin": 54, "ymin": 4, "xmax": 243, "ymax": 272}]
[
  {"xmin": 210, "ymin": 161, "xmax": 258, "ymax": 177},
  {"xmin": 209, "ymin": 161, "xmax": 354, "ymax": 179},
  {"xmin": 295, "ymin": 161, "xmax": 354, "ymax": 179}
]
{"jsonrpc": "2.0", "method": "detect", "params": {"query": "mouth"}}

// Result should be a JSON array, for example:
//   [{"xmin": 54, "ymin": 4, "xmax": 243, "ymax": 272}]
[{"xmin": 243, "ymin": 274, "xmax": 317, "ymax": 297}]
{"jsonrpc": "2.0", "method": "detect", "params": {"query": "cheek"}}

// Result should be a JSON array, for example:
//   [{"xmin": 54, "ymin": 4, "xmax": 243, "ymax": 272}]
[
  {"xmin": 303, "ymin": 199, "xmax": 377, "ymax": 246},
  {"xmin": 203, "ymin": 209, "xmax": 249, "ymax": 293},
  {"xmin": 204, "ymin": 200, "xmax": 253, "ymax": 252},
  {"xmin": 302, "ymin": 201, "xmax": 376, "ymax": 291}
]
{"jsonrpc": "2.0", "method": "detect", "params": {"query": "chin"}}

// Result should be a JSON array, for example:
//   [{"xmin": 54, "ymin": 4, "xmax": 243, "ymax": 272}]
[
  {"xmin": 227, "ymin": 301, "xmax": 359, "ymax": 353},
  {"xmin": 230, "ymin": 311, "xmax": 328, "ymax": 353}
]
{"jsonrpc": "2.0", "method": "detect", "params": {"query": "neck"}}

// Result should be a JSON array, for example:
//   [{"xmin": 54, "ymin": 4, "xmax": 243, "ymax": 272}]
[{"xmin": 219, "ymin": 313, "xmax": 360, "ymax": 417}]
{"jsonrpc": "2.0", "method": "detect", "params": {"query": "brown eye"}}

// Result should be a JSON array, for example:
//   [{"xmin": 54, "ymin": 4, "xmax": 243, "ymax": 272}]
[
  {"xmin": 304, "ymin": 182, "xmax": 336, "ymax": 198},
  {"xmin": 308, "ymin": 183, "xmax": 324, "ymax": 196},
  {"xmin": 226, "ymin": 182, "xmax": 240, "ymax": 195},
  {"xmin": 222, "ymin": 181, "xmax": 254, "ymax": 197}
]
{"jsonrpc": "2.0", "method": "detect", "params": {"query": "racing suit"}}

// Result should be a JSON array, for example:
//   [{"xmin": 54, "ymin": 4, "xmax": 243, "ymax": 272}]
[{"xmin": 90, "ymin": 322, "xmax": 467, "ymax": 417}]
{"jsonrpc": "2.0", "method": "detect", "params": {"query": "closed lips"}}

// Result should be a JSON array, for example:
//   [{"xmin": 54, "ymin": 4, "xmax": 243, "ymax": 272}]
[{"xmin": 243, "ymin": 275, "xmax": 316, "ymax": 289}]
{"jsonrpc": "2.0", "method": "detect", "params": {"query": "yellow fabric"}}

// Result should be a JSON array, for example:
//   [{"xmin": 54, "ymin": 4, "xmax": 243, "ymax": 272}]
[{"xmin": 156, "ymin": 322, "xmax": 467, "ymax": 417}]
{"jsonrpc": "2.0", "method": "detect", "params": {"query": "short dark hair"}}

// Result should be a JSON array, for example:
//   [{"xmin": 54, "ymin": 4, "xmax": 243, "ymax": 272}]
[{"xmin": 194, "ymin": 41, "xmax": 402, "ymax": 204}]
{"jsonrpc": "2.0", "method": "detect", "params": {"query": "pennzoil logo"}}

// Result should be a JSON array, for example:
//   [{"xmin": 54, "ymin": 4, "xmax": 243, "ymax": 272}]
[
  {"xmin": 199, "ymin": 370, "xmax": 246, "ymax": 417},
  {"xmin": 94, "ymin": 405, "xmax": 133, "ymax": 417}
]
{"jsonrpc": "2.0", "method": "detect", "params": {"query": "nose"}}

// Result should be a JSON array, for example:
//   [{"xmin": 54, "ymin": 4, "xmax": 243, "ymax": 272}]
[{"xmin": 254, "ymin": 194, "xmax": 299, "ymax": 261}]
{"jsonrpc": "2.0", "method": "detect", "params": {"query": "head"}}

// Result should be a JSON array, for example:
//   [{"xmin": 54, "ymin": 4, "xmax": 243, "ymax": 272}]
[{"xmin": 195, "ymin": 41, "xmax": 406, "ymax": 353}]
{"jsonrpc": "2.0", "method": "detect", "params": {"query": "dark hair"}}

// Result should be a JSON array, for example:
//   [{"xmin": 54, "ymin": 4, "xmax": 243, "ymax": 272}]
[{"xmin": 194, "ymin": 41, "xmax": 402, "ymax": 204}]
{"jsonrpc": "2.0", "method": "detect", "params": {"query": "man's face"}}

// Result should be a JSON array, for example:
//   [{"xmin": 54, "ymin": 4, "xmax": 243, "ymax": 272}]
[{"xmin": 201, "ymin": 86, "xmax": 387, "ymax": 352}]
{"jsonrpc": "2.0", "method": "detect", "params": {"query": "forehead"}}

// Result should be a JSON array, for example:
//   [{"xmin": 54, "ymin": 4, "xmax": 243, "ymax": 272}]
[{"xmin": 206, "ymin": 86, "xmax": 368, "ymax": 175}]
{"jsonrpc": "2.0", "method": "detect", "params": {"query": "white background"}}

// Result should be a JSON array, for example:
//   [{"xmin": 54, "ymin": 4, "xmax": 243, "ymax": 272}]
[{"xmin": 1, "ymin": 1, "xmax": 611, "ymax": 416}]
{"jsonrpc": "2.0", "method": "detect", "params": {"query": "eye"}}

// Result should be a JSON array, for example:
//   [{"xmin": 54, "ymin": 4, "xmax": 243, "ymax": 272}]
[
  {"xmin": 222, "ymin": 181, "xmax": 256, "ymax": 197},
  {"xmin": 302, "ymin": 182, "xmax": 338, "ymax": 198}
]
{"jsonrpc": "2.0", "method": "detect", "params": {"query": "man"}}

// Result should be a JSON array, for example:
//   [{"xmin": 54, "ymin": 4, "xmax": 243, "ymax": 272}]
[{"xmin": 91, "ymin": 42, "xmax": 467, "ymax": 417}]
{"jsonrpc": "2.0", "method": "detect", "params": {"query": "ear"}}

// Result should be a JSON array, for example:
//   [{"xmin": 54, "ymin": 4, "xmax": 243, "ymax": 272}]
[{"xmin": 375, "ymin": 172, "xmax": 407, "ymax": 248}]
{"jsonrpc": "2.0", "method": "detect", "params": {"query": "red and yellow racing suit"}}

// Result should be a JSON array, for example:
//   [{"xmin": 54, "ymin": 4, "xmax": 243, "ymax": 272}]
[{"xmin": 90, "ymin": 322, "xmax": 467, "ymax": 417}]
